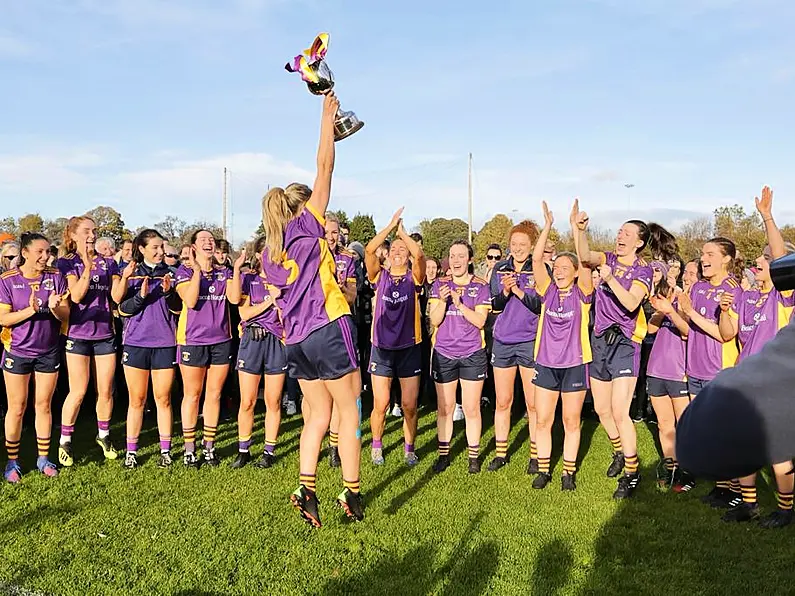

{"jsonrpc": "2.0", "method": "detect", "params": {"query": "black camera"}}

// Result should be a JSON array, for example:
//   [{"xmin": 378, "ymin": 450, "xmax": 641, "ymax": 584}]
[{"xmin": 770, "ymin": 253, "xmax": 795, "ymax": 292}]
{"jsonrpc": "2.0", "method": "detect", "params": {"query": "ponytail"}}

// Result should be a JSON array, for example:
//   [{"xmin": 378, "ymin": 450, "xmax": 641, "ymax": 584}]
[
  {"xmin": 261, "ymin": 183, "xmax": 311, "ymax": 264},
  {"xmin": 646, "ymin": 222, "xmax": 678, "ymax": 262},
  {"xmin": 251, "ymin": 236, "xmax": 267, "ymax": 275}
]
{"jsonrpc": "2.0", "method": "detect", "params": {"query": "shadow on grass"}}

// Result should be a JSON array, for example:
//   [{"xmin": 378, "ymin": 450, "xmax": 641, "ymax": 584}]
[
  {"xmin": 0, "ymin": 502, "xmax": 83, "ymax": 535},
  {"xmin": 320, "ymin": 511, "xmax": 498, "ymax": 596},
  {"xmin": 530, "ymin": 538, "xmax": 574, "ymax": 594}
]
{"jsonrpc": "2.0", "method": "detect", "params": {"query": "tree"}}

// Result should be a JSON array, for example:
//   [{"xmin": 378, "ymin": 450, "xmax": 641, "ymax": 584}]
[
  {"xmin": 780, "ymin": 224, "xmax": 795, "ymax": 248},
  {"xmin": 418, "ymin": 217, "xmax": 471, "ymax": 260},
  {"xmin": 0, "ymin": 217, "xmax": 17, "ymax": 237},
  {"xmin": 585, "ymin": 226, "xmax": 614, "ymax": 253},
  {"xmin": 677, "ymin": 217, "xmax": 713, "ymax": 261},
  {"xmin": 154, "ymin": 215, "xmax": 189, "ymax": 242},
  {"xmin": 254, "ymin": 221, "xmax": 266, "ymax": 237},
  {"xmin": 86, "ymin": 206, "xmax": 126, "ymax": 246},
  {"xmin": 44, "ymin": 217, "xmax": 69, "ymax": 244},
  {"xmin": 17, "ymin": 213, "xmax": 44, "ymax": 234},
  {"xmin": 327, "ymin": 210, "xmax": 350, "ymax": 229},
  {"xmin": 349, "ymin": 213, "xmax": 376, "ymax": 245},
  {"xmin": 713, "ymin": 205, "xmax": 765, "ymax": 261},
  {"xmin": 474, "ymin": 214, "xmax": 513, "ymax": 261}
]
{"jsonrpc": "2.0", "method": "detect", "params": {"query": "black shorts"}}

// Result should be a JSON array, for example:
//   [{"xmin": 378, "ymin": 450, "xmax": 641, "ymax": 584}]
[
  {"xmin": 533, "ymin": 363, "xmax": 589, "ymax": 393},
  {"xmin": 123, "ymin": 346, "xmax": 177, "ymax": 371},
  {"xmin": 687, "ymin": 377, "xmax": 710, "ymax": 397},
  {"xmin": 1, "ymin": 349, "xmax": 60, "ymax": 375},
  {"xmin": 236, "ymin": 330, "xmax": 288, "ymax": 376},
  {"xmin": 369, "ymin": 344, "xmax": 422, "ymax": 379},
  {"xmin": 590, "ymin": 332, "xmax": 641, "ymax": 382},
  {"xmin": 432, "ymin": 349, "xmax": 488, "ymax": 384},
  {"xmin": 491, "ymin": 338, "xmax": 535, "ymax": 369},
  {"xmin": 286, "ymin": 316, "xmax": 359, "ymax": 381},
  {"xmin": 64, "ymin": 336, "xmax": 117, "ymax": 357},
  {"xmin": 178, "ymin": 340, "xmax": 233, "ymax": 368},
  {"xmin": 647, "ymin": 376, "xmax": 690, "ymax": 398}
]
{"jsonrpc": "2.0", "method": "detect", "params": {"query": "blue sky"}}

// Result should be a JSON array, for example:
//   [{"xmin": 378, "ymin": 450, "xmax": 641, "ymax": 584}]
[{"xmin": 1, "ymin": 0, "xmax": 794, "ymax": 243}]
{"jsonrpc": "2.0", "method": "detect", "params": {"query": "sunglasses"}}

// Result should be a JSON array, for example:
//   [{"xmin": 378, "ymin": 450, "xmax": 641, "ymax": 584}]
[
  {"xmin": 3, "ymin": 254, "xmax": 18, "ymax": 260},
  {"xmin": 486, "ymin": 255, "xmax": 501, "ymax": 261},
  {"xmin": 165, "ymin": 253, "xmax": 179, "ymax": 259}
]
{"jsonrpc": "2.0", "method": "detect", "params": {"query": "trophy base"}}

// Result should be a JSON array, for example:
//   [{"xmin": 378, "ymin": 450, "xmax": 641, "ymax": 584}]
[{"xmin": 334, "ymin": 111, "xmax": 364, "ymax": 142}]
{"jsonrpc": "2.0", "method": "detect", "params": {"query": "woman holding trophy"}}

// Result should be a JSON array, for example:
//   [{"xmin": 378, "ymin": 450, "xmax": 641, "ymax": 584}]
[{"xmin": 260, "ymin": 92, "xmax": 363, "ymax": 528}]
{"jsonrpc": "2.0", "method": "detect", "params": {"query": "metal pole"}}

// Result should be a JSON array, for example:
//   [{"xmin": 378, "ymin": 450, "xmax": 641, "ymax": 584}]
[{"xmin": 468, "ymin": 153, "xmax": 473, "ymax": 244}]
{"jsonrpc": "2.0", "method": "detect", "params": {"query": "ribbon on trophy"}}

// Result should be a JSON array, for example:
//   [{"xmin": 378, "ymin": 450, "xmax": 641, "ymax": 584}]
[{"xmin": 284, "ymin": 33, "xmax": 329, "ymax": 83}]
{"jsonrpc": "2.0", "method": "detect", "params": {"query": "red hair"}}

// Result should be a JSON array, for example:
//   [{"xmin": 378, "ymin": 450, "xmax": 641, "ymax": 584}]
[{"xmin": 509, "ymin": 220, "xmax": 540, "ymax": 244}]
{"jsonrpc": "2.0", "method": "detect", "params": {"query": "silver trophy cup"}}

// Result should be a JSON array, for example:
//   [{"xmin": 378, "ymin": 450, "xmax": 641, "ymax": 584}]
[{"xmin": 305, "ymin": 60, "xmax": 364, "ymax": 142}]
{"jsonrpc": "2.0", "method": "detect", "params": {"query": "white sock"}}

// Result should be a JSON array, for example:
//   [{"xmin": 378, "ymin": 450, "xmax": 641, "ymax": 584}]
[
  {"xmin": 98, "ymin": 429, "xmax": 110, "ymax": 439},
  {"xmin": 59, "ymin": 435, "xmax": 71, "ymax": 445}
]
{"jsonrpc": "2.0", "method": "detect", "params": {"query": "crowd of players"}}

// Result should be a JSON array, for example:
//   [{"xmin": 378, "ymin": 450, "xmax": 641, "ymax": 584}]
[{"xmin": 1, "ymin": 92, "xmax": 793, "ymax": 529}]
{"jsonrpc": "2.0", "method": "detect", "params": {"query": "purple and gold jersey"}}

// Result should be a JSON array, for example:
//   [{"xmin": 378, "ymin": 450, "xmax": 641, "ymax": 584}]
[
  {"xmin": 371, "ymin": 268, "xmax": 422, "ymax": 350},
  {"xmin": 593, "ymin": 252, "xmax": 653, "ymax": 343},
  {"xmin": 647, "ymin": 301, "xmax": 686, "ymax": 382},
  {"xmin": 428, "ymin": 276, "xmax": 491, "ymax": 359},
  {"xmin": 120, "ymin": 263, "xmax": 178, "ymax": 348},
  {"xmin": 174, "ymin": 264, "xmax": 232, "ymax": 346},
  {"xmin": 0, "ymin": 267, "xmax": 68, "ymax": 357},
  {"xmin": 240, "ymin": 272, "xmax": 283, "ymax": 339},
  {"xmin": 730, "ymin": 288, "xmax": 794, "ymax": 362},
  {"xmin": 261, "ymin": 205, "xmax": 350, "ymax": 345},
  {"xmin": 533, "ymin": 277, "xmax": 593, "ymax": 368},
  {"xmin": 491, "ymin": 259, "xmax": 539, "ymax": 344},
  {"xmin": 334, "ymin": 248, "xmax": 357, "ymax": 286},
  {"xmin": 57, "ymin": 253, "xmax": 119, "ymax": 340},
  {"xmin": 686, "ymin": 278, "xmax": 740, "ymax": 381}
]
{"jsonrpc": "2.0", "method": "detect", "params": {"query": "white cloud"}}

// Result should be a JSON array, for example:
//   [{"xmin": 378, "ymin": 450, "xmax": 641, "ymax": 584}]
[
  {"xmin": 0, "ymin": 149, "xmax": 104, "ymax": 193},
  {"xmin": 0, "ymin": 33, "xmax": 36, "ymax": 59}
]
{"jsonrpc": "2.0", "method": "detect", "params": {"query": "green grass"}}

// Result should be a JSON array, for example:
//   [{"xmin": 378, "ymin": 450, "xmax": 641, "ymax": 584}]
[{"xmin": 2, "ymin": 404, "xmax": 795, "ymax": 596}]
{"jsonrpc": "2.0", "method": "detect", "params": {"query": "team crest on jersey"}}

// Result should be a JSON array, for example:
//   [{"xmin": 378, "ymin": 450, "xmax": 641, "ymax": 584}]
[
  {"xmin": 337, "ymin": 261, "xmax": 346, "ymax": 271},
  {"xmin": 99, "ymin": 260, "xmax": 107, "ymax": 271},
  {"xmin": 216, "ymin": 272, "xmax": 225, "ymax": 281},
  {"xmin": 4, "ymin": 358, "xmax": 13, "ymax": 369},
  {"xmin": 65, "ymin": 340, "xmax": 74, "ymax": 351},
  {"xmin": 468, "ymin": 287, "xmax": 479, "ymax": 298},
  {"xmin": 92, "ymin": 275, "xmax": 100, "ymax": 283},
  {"xmin": 42, "ymin": 279, "xmax": 54, "ymax": 291},
  {"xmin": 208, "ymin": 286, "xmax": 216, "ymax": 294}
]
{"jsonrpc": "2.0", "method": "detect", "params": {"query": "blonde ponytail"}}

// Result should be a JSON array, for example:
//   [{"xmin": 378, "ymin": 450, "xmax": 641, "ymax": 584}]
[{"xmin": 261, "ymin": 183, "xmax": 311, "ymax": 264}]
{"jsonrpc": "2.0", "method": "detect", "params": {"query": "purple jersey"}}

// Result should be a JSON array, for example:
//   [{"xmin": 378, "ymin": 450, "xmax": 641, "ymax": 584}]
[
  {"xmin": 57, "ymin": 253, "xmax": 119, "ymax": 340},
  {"xmin": 371, "ymin": 268, "xmax": 421, "ymax": 350},
  {"xmin": 120, "ymin": 264, "xmax": 178, "ymax": 348},
  {"xmin": 240, "ymin": 272, "xmax": 283, "ymax": 339},
  {"xmin": 533, "ymin": 278, "xmax": 593, "ymax": 368},
  {"xmin": 686, "ymin": 278, "xmax": 740, "ymax": 381},
  {"xmin": 731, "ymin": 288, "xmax": 795, "ymax": 362},
  {"xmin": 593, "ymin": 252, "xmax": 653, "ymax": 343},
  {"xmin": 334, "ymin": 248, "xmax": 357, "ymax": 286},
  {"xmin": 491, "ymin": 260, "xmax": 540, "ymax": 344},
  {"xmin": 174, "ymin": 264, "xmax": 232, "ymax": 346},
  {"xmin": 0, "ymin": 267, "xmax": 68, "ymax": 357},
  {"xmin": 261, "ymin": 205, "xmax": 350, "ymax": 345},
  {"xmin": 647, "ymin": 301, "xmax": 686, "ymax": 382},
  {"xmin": 429, "ymin": 276, "xmax": 491, "ymax": 359}
]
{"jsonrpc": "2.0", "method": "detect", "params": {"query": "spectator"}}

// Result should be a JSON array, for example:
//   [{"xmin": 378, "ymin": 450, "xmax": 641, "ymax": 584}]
[
  {"xmin": 163, "ymin": 241, "xmax": 180, "ymax": 272},
  {"xmin": 95, "ymin": 237, "xmax": 115, "ymax": 258},
  {"xmin": 1, "ymin": 241, "xmax": 20, "ymax": 273},
  {"xmin": 116, "ymin": 239, "xmax": 133, "ymax": 268}
]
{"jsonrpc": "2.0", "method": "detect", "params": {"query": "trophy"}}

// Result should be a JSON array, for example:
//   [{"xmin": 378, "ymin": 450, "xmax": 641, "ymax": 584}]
[{"xmin": 285, "ymin": 33, "xmax": 364, "ymax": 142}]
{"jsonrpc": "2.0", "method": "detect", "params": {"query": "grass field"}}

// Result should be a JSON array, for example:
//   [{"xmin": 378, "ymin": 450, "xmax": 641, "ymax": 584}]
[{"xmin": 1, "ymin": 401, "xmax": 795, "ymax": 596}]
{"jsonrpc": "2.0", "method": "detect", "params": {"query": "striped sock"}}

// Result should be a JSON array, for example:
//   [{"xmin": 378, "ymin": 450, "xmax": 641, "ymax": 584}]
[
  {"xmin": 530, "ymin": 440, "xmax": 538, "ymax": 460},
  {"xmin": 97, "ymin": 419, "xmax": 111, "ymax": 439},
  {"xmin": 624, "ymin": 454, "xmax": 639, "ymax": 474},
  {"xmin": 609, "ymin": 435, "xmax": 622, "ymax": 454},
  {"xmin": 372, "ymin": 438, "xmax": 383, "ymax": 450},
  {"xmin": 740, "ymin": 483, "xmax": 757, "ymax": 505},
  {"xmin": 159, "ymin": 435, "xmax": 171, "ymax": 453},
  {"xmin": 467, "ymin": 443, "xmax": 479, "ymax": 459},
  {"xmin": 59, "ymin": 424, "xmax": 75, "ymax": 445},
  {"xmin": 343, "ymin": 478, "xmax": 361, "ymax": 494},
  {"xmin": 716, "ymin": 480, "xmax": 731, "ymax": 490},
  {"xmin": 777, "ymin": 491, "xmax": 794, "ymax": 511},
  {"xmin": 438, "ymin": 440, "xmax": 450, "ymax": 457},
  {"xmin": 36, "ymin": 435, "xmax": 50, "ymax": 459},
  {"xmin": 666, "ymin": 459, "xmax": 676, "ymax": 471},
  {"xmin": 6, "ymin": 439, "xmax": 20, "ymax": 460},
  {"xmin": 729, "ymin": 479, "xmax": 741, "ymax": 494},
  {"xmin": 329, "ymin": 431, "xmax": 339, "ymax": 448},
  {"xmin": 496, "ymin": 438, "xmax": 508, "ymax": 459},
  {"xmin": 238, "ymin": 435, "xmax": 252, "ymax": 453},
  {"xmin": 404, "ymin": 443, "xmax": 414, "ymax": 454},
  {"xmin": 183, "ymin": 425, "xmax": 196, "ymax": 454},
  {"xmin": 563, "ymin": 459, "xmax": 577, "ymax": 475},
  {"xmin": 264, "ymin": 440, "xmax": 276, "ymax": 455},
  {"xmin": 538, "ymin": 457, "xmax": 551, "ymax": 474},
  {"xmin": 203, "ymin": 424, "xmax": 218, "ymax": 450},
  {"xmin": 299, "ymin": 472, "xmax": 317, "ymax": 493},
  {"xmin": 126, "ymin": 436, "xmax": 139, "ymax": 454}
]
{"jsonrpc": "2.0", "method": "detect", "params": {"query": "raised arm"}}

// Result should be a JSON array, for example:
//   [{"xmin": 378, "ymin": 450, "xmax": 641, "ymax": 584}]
[
  {"xmin": 397, "ymin": 220, "xmax": 426, "ymax": 285},
  {"xmin": 63, "ymin": 244, "xmax": 95, "ymax": 304},
  {"xmin": 365, "ymin": 208, "xmax": 402, "ymax": 281},
  {"xmin": 307, "ymin": 92, "xmax": 339, "ymax": 217},
  {"xmin": 571, "ymin": 199, "xmax": 604, "ymax": 268},
  {"xmin": 756, "ymin": 186, "xmax": 786, "ymax": 260},
  {"xmin": 532, "ymin": 201, "xmax": 553, "ymax": 291}
]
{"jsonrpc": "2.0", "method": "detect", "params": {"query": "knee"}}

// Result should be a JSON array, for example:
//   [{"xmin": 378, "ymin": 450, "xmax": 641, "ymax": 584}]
[
  {"xmin": 536, "ymin": 416, "xmax": 554, "ymax": 432},
  {"xmin": 562, "ymin": 416, "xmax": 581, "ymax": 434},
  {"xmin": 401, "ymin": 401, "xmax": 418, "ymax": 418},
  {"xmin": 437, "ymin": 401, "xmax": 453, "ymax": 417},
  {"xmin": 35, "ymin": 398, "xmax": 52, "ymax": 413},
  {"xmin": 153, "ymin": 393, "xmax": 172, "ymax": 409},
  {"xmin": 462, "ymin": 402, "xmax": 479, "ymax": 418}
]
